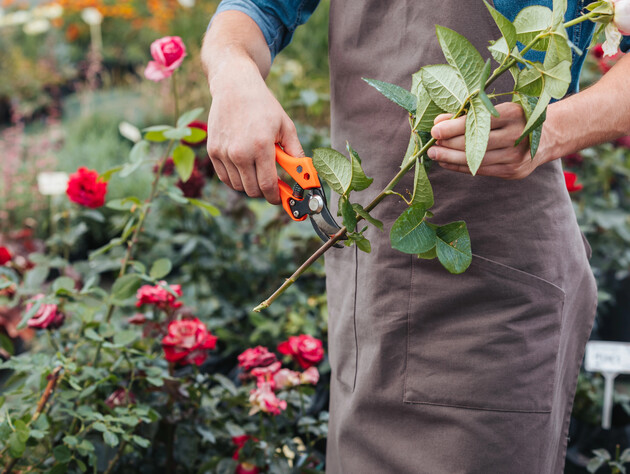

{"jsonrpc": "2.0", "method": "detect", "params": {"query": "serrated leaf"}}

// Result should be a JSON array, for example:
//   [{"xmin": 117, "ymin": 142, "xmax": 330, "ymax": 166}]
[
  {"xmin": 421, "ymin": 65, "xmax": 468, "ymax": 114},
  {"xmin": 412, "ymin": 78, "xmax": 447, "ymax": 132},
  {"xmin": 352, "ymin": 203, "xmax": 384, "ymax": 230},
  {"xmin": 339, "ymin": 196, "xmax": 357, "ymax": 232},
  {"xmin": 484, "ymin": 0, "xmax": 517, "ymax": 50},
  {"xmin": 390, "ymin": 204, "xmax": 436, "ymax": 254},
  {"xmin": 436, "ymin": 25, "xmax": 485, "ymax": 93},
  {"xmin": 435, "ymin": 221, "xmax": 472, "ymax": 274},
  {"xmin": 149, "ymin": 258, "xmax": 172, "ymax": 279},
  {"xmin": 412, "ymin": 158, "xmax": 434, "ymax": 208},
  {"xmin": 176, "ymin": 107, "xmax": 204, "ymax": 128},
  {"xmin": 362, "ymin": 78, "xmax": 417, "ymax": 114},
  {"xmin": 514, "ymin": 6, "xmax": 552, "ymax": 50},
  {"xmin": 172, "ymin": 144, "xmax": 195, "ymax": 182},
  {"xmin": 465, "ymin": 96, "xmax": 492, "ymax": 175},
  {"xmin": 544, "ymin": 25, "xmax": 572, "ymax": 69},
  {"xmin": 111, "ymin": 274, "xmax": 142, "ymax": 302},
  {"xmin": 312, "ymin": 148, "xmax": 352, "ymax": 196},
  {"xmin": 188, "ymin": 198, "xmax": 221, "ymax": 217},
  {"xmin": 346, "ymin": 143, "xmax": 373, "ymax": 191}
]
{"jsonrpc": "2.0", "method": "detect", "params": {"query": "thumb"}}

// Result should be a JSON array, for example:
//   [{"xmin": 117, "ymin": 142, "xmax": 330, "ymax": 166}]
[{"xmin": 278, "ymin": 117, "xmax": 305, "ymax": 158}]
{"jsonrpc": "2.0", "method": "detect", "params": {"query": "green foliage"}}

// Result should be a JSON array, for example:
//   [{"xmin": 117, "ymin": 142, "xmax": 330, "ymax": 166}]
[{"xmin": 362, "ymin": 78, "xmax": 417, "ymax": 114}]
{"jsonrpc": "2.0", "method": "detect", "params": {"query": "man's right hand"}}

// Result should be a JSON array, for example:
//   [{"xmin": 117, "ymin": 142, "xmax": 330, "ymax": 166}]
[{"xmin": 202, "ymin": 11, "xmax": 304, "ymax": 206}]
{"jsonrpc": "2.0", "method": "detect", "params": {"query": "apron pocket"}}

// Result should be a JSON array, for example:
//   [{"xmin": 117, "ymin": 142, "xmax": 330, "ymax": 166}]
[{"xmin": 403, "ymin": 254, "xmax": 565, "ymax": 413}]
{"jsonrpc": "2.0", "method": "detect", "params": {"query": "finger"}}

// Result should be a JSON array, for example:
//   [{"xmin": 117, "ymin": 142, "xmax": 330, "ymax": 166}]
[
  {"xmin": 433, "ymin": 113, "xmax": 453, "ymax": 125},
  {"xmin": 221, "ymin": 155, "xmax": 245, "ymax": 192},
  {"xmin": 431, "ymin": 115, "xmax": 466, "ymax": 140},
  {"xmin": 428, "ymin": 145, "xmax": 521, "ymax": 167},
  {"xmin": 255, "ymin": 142, "xmax": 280, "ymax": 204},
  {"xmin": 278, "ymin": 118, "xmax": 304, "ymax": 158},
  {"xmin": 211, "ymin": 157, "xmax": 231, "ymax": 187},
  {"xmin": 438, "ymin": 161, "xmax": 522, "ymax": 178}
]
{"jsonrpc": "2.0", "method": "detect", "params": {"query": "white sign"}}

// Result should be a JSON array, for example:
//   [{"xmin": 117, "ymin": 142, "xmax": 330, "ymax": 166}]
[{"xmin": 584, "ymin": 341, "xmax": 630, "ymax": 374}]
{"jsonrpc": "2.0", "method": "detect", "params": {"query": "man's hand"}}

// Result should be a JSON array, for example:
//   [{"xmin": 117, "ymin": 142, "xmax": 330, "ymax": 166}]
[
  {"xmin": 427, "ymin": 102, "xmax": 542, "ymax": 179},
  {"xmin": 202, "ymin": 11, "xmax": 303, "ymax": 205}
]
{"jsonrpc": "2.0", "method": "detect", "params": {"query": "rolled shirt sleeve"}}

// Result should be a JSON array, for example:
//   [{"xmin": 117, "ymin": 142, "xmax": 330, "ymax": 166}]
[{"xmin": 212, "ymin": 0, "xmax": 321, "ymax": 61}]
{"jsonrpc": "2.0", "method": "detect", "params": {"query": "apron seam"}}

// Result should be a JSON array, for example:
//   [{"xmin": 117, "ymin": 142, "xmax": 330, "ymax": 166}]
[
  {"xmin": 402, "ymin": 400, "xmax": 552, "ymax": 414},
  {"xmin": 351, "ymin": 244, "xmax": 359, "ymax": 392},
  {"xmin": 402, "ymin": 253, "xmax": 415, "ymax": 402}
]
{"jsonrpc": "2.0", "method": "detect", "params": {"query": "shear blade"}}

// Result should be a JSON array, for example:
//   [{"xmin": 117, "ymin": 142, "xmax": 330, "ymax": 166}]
[{"xmin": 308, "ymin": 191, "xmax": 346, "ymax": 248}]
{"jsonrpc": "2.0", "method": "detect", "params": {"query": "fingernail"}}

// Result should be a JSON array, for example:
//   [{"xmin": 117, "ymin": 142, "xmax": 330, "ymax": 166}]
[
  {"xmin": 427, "ymin": 148, "xmax": 437, "ymax": 159},
  {"xmin": 431, "ymin": 127, "xmax": 442, "ymax": 140}
]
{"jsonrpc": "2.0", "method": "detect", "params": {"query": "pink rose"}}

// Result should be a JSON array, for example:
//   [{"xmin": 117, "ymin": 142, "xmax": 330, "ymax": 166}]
[
  {"xmin": 161, "ymin": 318, "xmax": 218, "ymax": 366},
  {"xmin": 136, "ymin": 281, "xmax": 183, "ymax": 310},
  {"xmin": 251, "ymin": 361, "xmax": 282, "ymax": 389},
  {"xmin": 248, "ymin": 381, "xmax": 287, "ymax": 416},
  {"xmin": 299, "ymin": 366, "xmax": 320, "ymax": 385},
  {"xmin": 105, "ymin": 388, "xmax": 136, "ymax": 409},
  {"xmin": 277, "ymin": 334, "xmax": 324, "ymax": 369},
  {"xmin": 238, "ymin": 346, "xmax": 278, "ymax": 371},
  {"xmin": 26, "ymin": 294, "xmax": 65, "ymax": 330},
  {"xmin": 144, "ymin": 36, "xmax": 186, "ymax": 82},
  {"xmin": 273, "ymin": 368, "xmax": 301, "ymax": 390}
]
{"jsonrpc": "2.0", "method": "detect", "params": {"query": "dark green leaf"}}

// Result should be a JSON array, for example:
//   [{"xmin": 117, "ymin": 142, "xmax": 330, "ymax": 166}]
[
  {"xmin": 352, "ymin": 204, "xmax": 384, "ymax": 230},
  {"xmin": 172, "ymin": 144, "xmax": 195, "ymax": 182},
  {"xmin": 484, "ymin": 0, "xmax": 517, "ymax": 50},
  {"xmin": 411, "ymin": 158, "xmax": 434, "ymax": 208},
  {"xmin": 417, "ymin": 246, "xmax": 437, "ymax": 260},
  {"xmin": 132, "ymin": 435, "xmax": 151, "ymax": 448},
  {"xmin": 0, "ymin": 333, "xmax": 14, "ymax": 356},
  {"xmin": 8, "ymin": 431, "xmax": 26, "ymax": 458},
  {"xmin": 435, "ymin": 222, "xmax": 472, "ymax": 274},
  {"xmin": 312, "ymin": 148, "xmax": 352, "ymax": 196},
  {"xmin": 149, "ymin": 258, "xmax": 172, "ymax": 279},
  {"xmin": 516, "ymin": 92, "xmax": 550, "ymax": 145},
  {"xmin": 339, "ymin": 196, "xmax": 357, "ymax": 232},
  {"xmin": 465, "ymin": 96, "xmax": 492, "ymax": 175},
  {"xmin": 53, "ymin": 445, "xmax": 72, "ymax": 463},
  {"xmin": 436, "ymin": 25, "xmax": 485, "ymax": 93},
  {"xmin": 421, "ymin": 65, "xmax": 468, "ymax": 114},
  {"xmin": 111, "ymin": 274, "xmax": 142, "ymax": 302},
  {"xmin": 412, "ymin": 78, "xmax": 447, "ymax": 132},
  {"xmin": 346, "ymin": 143, "xmax": 373, "ymax": 191},
  {"xmin": 479, "ymin": 91, "xmax": 499, "ymax": 117},
  {"xmin": 362, "ymin": 78, "xmax": 417, "ymax": 114},
  {"xmin": 355, "ymin": 236, "xmax": 372, "ymax": 253},
  {"xmin": 390, "ymin": 204, "xmax": 436, "ymax": 254}
]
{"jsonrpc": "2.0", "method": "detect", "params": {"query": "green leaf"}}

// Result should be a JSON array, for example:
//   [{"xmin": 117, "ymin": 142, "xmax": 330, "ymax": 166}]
[
  {"xmin": 149, "ymin": 258, "xmax": 172, "ymax": 279},
  {"xmin": 552, "ymin": 0, "xmax": 568, "ymax": 25},
  {"xmin": 417, "ymin": 246, "xmax": 437, "ymax": 260},
  {"xmin": 144, "ymin": 130, "xmax": 168, "ymax": 142},
  {"xmin": 100, "ymin": 166, "xmax": 123, "ymax": 182},
  {"xmin": 478, "ymin": 59, "xmax": 499, "ymax": 117},
  {"xmin": 113, "ymin": 330, "xmax": 138, "ymax": 347},
  {"xmin": 489, "ymin": 37, "xmax": 510, "ymax": 64},
  {"xmin": 390, "ymin": 204, "xmax": 436, "ymax": 254},
  {"xmin": 103, "ymin": 431, "xmax": 119, "ymax": 447},
  {"xmin": 484, "ymin": 0, "xmax": 517, "ymax": 50},
  {"xmin": 544, "ymin": 25, "xmax": 572, "ymax": 69},
  {"xmin": 8, "ymin": 431, "xmax": 26, "ymax": 458},
  {"xmin": 355, "ymin": 236, "xmax": 372, "ymax": 253},
  {"xmin": 435, "ymin": 25, "xmax": 485, "ymax": 93},
  {"xmin": 339, "ymin": 196, "xmax": 357, "ymax": 232},
  {"xmin": 164, "ymin": 127, "xmax": 193, "ymax": 140},
  {"xmin": 516, "ymin": 66, "xmax": 544, "ymax": 96},
  {"xmin": 0, "ymin": 333, "xmax": 14, "ymax": 356},
  {"xmin": 543, "ymin": 60, "xmax": 571, "ymax": 100},
  {"xmin": 188, "ymin": 198, "xmax": 221, "ymax": 217},
  {"xmin": 346, "ymin": 143, "xmax": 373, "ymax": 191},
  {"xmin": 514, "ymin": 6, "xmax": 552, "ymax": 50},
  {"xmin": 411, "ymin": 159, "xmax": 434, "ymax": 208},
  {"xmin": 412, "ymin": 76, "xmax": 447, "ymax": 132},
  {"xmin": 435, "ymin": 221, "xmax": 472, "ymax": 274},
  {"xmin": 312, "ymin": 148, "xmax": 352, "ymax": 196},
  {"xmin": 176, "ymin": 107, "xmax": 204, "ymax": 128},
  {"xmin": 516, "ymin": 91, "xmax": 550, "ymax": 145},
  {"xmin": 172, "ymin": 144, "xmax": 195, "ymax": 182},
  {"xmin": 53, "ymin": 445, "xmax": 72, "ymax": 463},
  {"xmin": 479, "ymin": 91, "xmax": 500, "ymax": 117},
  {"xmin": 132, "ymin": 435, "xmax": 151, "ymax": 448},
  {"xmin": 352, "ymin": 203, "xmax": 384, "ymax": 230},
  {"xmin": 362, "ymin": 78, "xmax": 417, "ymax": 114},
  {"xmin": 465, "ymin": 96, "xmax": 492, "ymax": 175},
  {"xmin": 111, "ymin": 274, "xmax": 142, "ymax": 302},
  {"xmin": 421, "ymin": 65, "xmax": 468, "ymax": 114},
  {"xmin": 106, "ymin": 196, "xmax": 142, "ymax": 212},
  {"xmin": 84, "ymin": 328, "xmax": 102, "ymax": 342},
  {"xmin": 186, "ymin": 127, "xmax": 207, "ymax": 143},
  {"xmin": 52, "ymin": 276, "xmax": 75, "ymax": 294}
]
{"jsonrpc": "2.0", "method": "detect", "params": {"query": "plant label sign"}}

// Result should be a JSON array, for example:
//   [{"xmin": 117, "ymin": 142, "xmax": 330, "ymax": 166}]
[{"xmin": 584, "ymin": 341, "xmax": 630, "ymax": 430}]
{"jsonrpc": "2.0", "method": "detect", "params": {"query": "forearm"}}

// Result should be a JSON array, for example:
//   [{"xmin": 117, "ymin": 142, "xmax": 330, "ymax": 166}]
[
  {"xmin": 541, "ymin": 53, "xmax": 630, "ymax": 162},
  {"xmin": 201, "ymin": 10, "xmax": 272, "ymax": 93}
]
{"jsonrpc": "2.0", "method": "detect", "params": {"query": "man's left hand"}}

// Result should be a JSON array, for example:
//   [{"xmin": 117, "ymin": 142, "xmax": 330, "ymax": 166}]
[{"xmin": 427, "ymin": 102, "xmax": 544, "ymax": 179}]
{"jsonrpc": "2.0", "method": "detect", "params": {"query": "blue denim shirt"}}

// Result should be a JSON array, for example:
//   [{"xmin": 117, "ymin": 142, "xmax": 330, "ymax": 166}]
[{"xmin": 214, "ymin": 0, "xmax": 629, "ymax": 93}]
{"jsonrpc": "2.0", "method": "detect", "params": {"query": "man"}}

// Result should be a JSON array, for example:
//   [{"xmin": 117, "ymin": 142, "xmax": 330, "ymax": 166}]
[{"xmin": 202, "ymin": 1, "xmax": 630, "ymax": 472}]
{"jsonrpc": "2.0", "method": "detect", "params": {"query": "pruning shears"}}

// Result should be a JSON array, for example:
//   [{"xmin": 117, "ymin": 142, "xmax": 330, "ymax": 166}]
[{"xmin": 275, "ymin": 144, "xmax": 345, "ymax": 246}]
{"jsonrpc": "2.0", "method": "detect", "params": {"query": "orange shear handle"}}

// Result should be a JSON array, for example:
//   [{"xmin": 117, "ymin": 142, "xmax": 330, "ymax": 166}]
[{"xmin": 275, "ymin": 144, "xmax": 321, "ymax": 222}]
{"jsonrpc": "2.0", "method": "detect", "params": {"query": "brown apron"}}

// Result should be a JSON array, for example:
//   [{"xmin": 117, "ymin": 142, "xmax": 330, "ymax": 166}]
[{"xmin": 324, "ymin": 1, "xmax": 598, "ymax": 473}]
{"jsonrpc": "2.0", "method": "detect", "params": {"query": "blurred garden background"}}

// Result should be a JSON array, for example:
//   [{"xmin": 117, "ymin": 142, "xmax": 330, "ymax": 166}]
[{"xmin": 1, "ymin": 0, "xmax": 630, "ymax": 473}]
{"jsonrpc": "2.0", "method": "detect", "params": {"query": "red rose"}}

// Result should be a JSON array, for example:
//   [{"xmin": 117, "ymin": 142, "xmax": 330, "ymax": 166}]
[
  {"xmin": 105, "ymin": 388, "xmax": 136, "ymax": 409},
  {"xmin": 277, "ymin": 334, "xmax": 324, "ymax": 369},
  {"xmin": 562, "ymin": 153, "xmax": 583, "ymax": 167},
  {"xmin": 177, "ymin": 165, "xmax": 206, "ymax": 198},
  {"xmin": 181, "ymin": 121, "xmax": 208, "ymax": 147},
  {"xmin": 136, "ymin": 281, "xmax": 183, "ymax": 310},
  {"xmin": 0, "ymin": 247, "xmax": 12, "ymax": 265},
  {"xmin": 615, "ymin": 135, "xmax": 630, "ymax": 148},
  {"xmin": 127, "ymin": 313, "xmax": 147, "ymax": 325},
  {"xmin": 66, "ymin": 167, "xmax": 107, "ymax": 208},
  {"xmin": 26, "ymin": 294, "xmax": 65, "ymax": 330},
  {"xmin": 238, "ymin": 346, "xmax": 278, "ymax": 371},
  {"xmin": 144, "ymin": 36, "xmax": 186, "ymax": 82},
  {"xmin": 232, "ymin": 436, "xmax": 261, "ymax": 474},
  {"xmin": 161, "ymin": 318, "xmax": 217, "ymax": 366},
  {"xmin": 592, "ymin": 43, "xmax": 605, "ymax": 59},
  {"xmin": 564, "ymin": 171, "xmax": 583, "ymax": 193}
]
